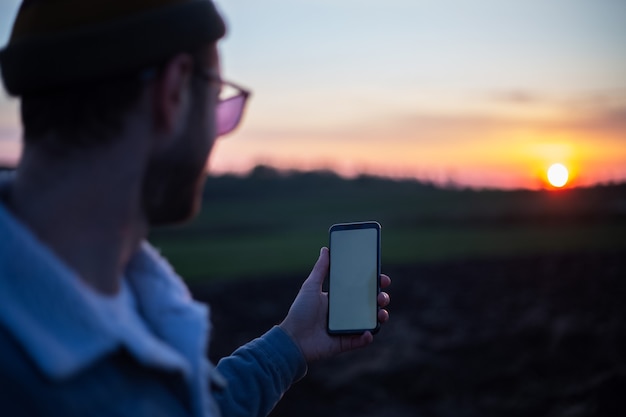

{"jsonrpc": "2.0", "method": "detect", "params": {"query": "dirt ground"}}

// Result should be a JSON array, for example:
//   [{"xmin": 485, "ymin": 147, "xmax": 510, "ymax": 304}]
[{"xmin": 191, "ymin": 250, "xmax": 626, "ymax": 417}]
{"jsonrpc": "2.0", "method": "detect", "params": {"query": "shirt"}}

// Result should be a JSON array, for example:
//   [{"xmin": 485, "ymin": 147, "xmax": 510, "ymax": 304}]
[{"xmin": 0, "ymin": 186, "xmax": 307, "ymax": 417}]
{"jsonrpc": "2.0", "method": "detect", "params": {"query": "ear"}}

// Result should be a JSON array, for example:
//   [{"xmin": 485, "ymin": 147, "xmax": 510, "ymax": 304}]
[{"xmin": 152, "ymin": 53, "xmax": 194, "ymax": 144}]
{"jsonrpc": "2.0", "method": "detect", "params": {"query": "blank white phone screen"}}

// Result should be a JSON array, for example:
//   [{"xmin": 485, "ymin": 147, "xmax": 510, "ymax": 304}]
[{"xmin": 329, "ymin": 227, "xmax": 378, "ymax": 332}]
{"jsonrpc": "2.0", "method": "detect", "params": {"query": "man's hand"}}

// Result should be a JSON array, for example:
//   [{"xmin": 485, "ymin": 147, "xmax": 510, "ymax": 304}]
[{"xmin": 279, "ymin": 247, "xmax": 391, "ymax": 362}]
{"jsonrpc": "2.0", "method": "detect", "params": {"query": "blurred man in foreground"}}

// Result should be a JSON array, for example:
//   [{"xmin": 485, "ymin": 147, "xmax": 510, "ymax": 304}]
[{"xmin": 0, "ymin": 1, "xmax": 391, "ymax": 416}]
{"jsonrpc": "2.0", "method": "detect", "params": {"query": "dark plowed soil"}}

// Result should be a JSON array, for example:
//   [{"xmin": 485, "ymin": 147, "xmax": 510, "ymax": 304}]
[{"xmin": 191, "ymin": 251, "xmax": 626, "ymax": 417}]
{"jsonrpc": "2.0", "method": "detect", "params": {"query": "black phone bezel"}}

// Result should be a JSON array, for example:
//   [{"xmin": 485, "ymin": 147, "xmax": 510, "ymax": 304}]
[{"xmin": 326, "ymin": 221, "xmax": 381, "ymax": 335}]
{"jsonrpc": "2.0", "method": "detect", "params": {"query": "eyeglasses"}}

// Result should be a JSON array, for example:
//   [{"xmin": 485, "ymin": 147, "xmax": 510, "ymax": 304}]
[
  {"xmin": 195, "ymin": 70, "xmax": 252, "ymax": 137},
  {"xmin": 140, "ymin": 67, "xmax": 251, "ymax": 137}
]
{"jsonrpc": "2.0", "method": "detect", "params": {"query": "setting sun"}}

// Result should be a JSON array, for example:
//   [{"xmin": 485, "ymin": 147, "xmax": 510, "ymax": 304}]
[{"xmin": 547, "ymin": 163, "xmax": 569, "ymax": 188}]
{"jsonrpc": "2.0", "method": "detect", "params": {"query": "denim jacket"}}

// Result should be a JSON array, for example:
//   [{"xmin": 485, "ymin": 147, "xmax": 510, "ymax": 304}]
[{"xmin": 0, "ymin": 196, "xmax": 307, "ymax": 417}]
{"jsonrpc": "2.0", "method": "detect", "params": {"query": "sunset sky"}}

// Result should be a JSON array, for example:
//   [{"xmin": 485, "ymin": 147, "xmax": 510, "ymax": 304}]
[{"xmin": 1, "ymin": 0, "xmax": 625, "ymax": 189}]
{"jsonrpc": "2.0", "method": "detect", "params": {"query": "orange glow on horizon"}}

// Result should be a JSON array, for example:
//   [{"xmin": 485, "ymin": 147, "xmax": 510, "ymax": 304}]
[{"xmin": 206, "ymin": 123, "xmax": 626, "ymax": 190}]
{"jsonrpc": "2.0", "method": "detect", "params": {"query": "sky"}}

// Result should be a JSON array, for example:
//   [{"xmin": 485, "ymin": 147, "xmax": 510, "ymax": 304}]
[{"xmin": 1, "ymin": 0, "xmax": 625, "ymax": 189}]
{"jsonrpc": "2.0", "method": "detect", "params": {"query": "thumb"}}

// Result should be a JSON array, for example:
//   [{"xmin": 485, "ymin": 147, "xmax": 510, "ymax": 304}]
[{"xmin": 302, "ymin": 247, "xmax": 329, "ymax": 291}]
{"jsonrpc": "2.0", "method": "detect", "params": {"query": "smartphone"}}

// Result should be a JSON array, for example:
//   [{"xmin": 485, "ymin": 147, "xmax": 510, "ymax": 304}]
[{"xmin": 327, "ymin": 221, "xmax": 381, "ymax": 335}]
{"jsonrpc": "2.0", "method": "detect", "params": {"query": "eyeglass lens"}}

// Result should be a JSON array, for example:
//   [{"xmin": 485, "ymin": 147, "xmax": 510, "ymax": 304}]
[{"xmin": 217, "ymin": 94, "xmax": 247, "ymax": 136}]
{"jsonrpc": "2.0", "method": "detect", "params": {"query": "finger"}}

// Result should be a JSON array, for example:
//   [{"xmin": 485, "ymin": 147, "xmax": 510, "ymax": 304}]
[
  {"xmin": 377, "ymin": 291, "xmax": 390, "ymax": 307},
  {"xmin": 340, "ymin": 332, "xmax": 374, "ymax": 352},
  {"xmin": 378, "ymin": 308, "xmax": 389, "ymax": 324},
  {"xmin": 380, "ymin": 274, "xmax": 391, "ymax": 289},
  {"xmin": 301, "ymin": 247, "xmax": 329, "ymax": 291}
]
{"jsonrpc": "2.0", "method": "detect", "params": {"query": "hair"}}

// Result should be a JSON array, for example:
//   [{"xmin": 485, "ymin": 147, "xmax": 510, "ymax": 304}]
[
  {"xmin": 20, "ymin": 75, "xmax": 144, "ymax": 149},
  {"xmin": 20, "ymin": 48, "xmax": 212, "ymax": 152}
]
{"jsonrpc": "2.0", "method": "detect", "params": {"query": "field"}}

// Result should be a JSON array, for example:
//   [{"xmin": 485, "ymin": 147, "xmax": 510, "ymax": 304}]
[
  {"xmin": 150, "ymin": 167, "xmax": 626, "ymax": 416},
  {"xmin": 197, "ymin": 252, "xmax": 625, "ymax": 417},
  {"xmin": 150, "ymin": 166, "xmax": 626, "ymax": 281}
]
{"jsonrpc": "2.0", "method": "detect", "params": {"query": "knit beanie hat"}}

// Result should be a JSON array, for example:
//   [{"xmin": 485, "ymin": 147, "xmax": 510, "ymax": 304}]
[{"xmin": 0, "ymin": 0, "xmax": 226, "ymax": 96}]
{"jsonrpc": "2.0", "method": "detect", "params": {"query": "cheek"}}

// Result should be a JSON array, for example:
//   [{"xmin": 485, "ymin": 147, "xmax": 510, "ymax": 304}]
[
  {"xmin": 197, "ymin": 128, "xmax": 215, "ymax": 168},
  {"xmin": 199, "ymin": 94, "xmax": 218, "ymax": 153},
  {"xmin": 206, "ymin": 94, "xmax": 219, "ymax": 140},
  {"xmin": 187, "ymin": 104, "xmax": 216, "ymax": 163}
]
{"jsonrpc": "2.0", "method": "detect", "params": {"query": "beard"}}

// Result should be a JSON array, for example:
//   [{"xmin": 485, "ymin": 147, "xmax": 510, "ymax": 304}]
[
  {"xmin": 141, "ymin": 122, "xmax": 212, "ymax": 226},
  {"xmin": 141, "ymin": 151, "xmax": 207, "ymax": 226}
]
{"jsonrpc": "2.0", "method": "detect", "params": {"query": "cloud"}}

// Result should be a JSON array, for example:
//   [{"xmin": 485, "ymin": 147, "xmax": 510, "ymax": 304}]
[
  {"xmin": 490, "ymin": 90, "xmax": 543, "ymax": 104},
  {"xmin": 0, "ymin": 126, "xmax": 19, "ymax": 142},
  {"xmin": 249, "ymin": 101, "xmax": 626, "ymax": 147},
  {"xmin": 389, "ymin": 112, "xmax": 525, "ymax": 145},
  {"xmin": 562, "ymin": 105, "xmax": 626, "ymax": 137},
  {"xmin": 393, "ymin": 90, "xmax": 626, "ymax": 143}
]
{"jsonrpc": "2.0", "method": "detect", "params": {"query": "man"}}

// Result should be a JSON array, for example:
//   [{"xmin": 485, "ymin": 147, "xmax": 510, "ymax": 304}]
[{"xmin": 0, "ymin": 1, "xmax": 391, "ymax": 416}]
